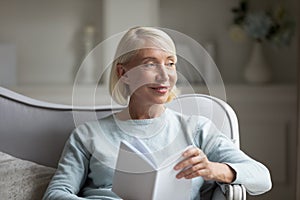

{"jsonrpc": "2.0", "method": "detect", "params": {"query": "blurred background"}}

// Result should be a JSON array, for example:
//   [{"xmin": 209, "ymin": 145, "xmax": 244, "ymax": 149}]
[{"xmin": 0, "ymin": 0, "xmax": 299, "ymax": 199}]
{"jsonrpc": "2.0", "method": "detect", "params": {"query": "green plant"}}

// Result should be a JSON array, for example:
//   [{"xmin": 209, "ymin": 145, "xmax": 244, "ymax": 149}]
[{"xmin": 230, "ymin": 0, "xmax": 295, "ymax": 46}]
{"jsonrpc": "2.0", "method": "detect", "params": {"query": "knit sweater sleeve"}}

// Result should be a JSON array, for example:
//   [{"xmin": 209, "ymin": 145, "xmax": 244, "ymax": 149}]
[
  {"xmin": 196, "ymin": 118, "xmax": 272, "ymax": 196},
  {"xmin": 43, "ymin": 125, "xmax": 91, "ymax": 200}
]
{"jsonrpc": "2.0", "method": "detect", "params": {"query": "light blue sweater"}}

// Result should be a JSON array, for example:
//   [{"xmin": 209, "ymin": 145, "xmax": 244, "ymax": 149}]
[{"xmin": 43, "ymin": 108, "xmax": 272, "ymax": 200}]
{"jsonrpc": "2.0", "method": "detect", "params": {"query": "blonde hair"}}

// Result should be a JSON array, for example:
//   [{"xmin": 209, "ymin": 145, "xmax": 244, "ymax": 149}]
[{"xmin": 109, "ymin": 26, "xmax": 178, "ymax": 105}]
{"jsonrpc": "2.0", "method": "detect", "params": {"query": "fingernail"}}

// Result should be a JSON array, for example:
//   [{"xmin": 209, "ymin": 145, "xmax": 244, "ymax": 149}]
[{"xmin": 176, "ymin": 174, "xmax": 182, "ymax": 179}]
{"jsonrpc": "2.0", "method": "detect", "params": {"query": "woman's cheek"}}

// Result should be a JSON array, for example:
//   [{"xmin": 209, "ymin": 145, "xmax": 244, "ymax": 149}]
[
  {"xmin": 170, "ymin": 70, "xmax": 177, "ymax": 85},
  {"xmin": 128, "ymin": 73, "xmax": 154, "ymax": 92}
]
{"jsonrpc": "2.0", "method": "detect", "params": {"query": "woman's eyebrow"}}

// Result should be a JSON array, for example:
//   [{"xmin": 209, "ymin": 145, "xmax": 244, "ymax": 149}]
[
  {"xmin": 141, "ymin": 56, "xmax": 175, "ymax": 62},
  {"xmin": 141, "ymin": 57, "xmax": 158, "ymax": 62},
  {"xmin": 167, "ymin": 56, "xmax": 176, "ymax": 60}
]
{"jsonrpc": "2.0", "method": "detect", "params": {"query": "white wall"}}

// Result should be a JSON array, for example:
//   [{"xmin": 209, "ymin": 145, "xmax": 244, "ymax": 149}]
[
  {"xmin": 0, "ymin": 0, "xmax": 297, "ymax": 86},
  {"xmin": 160, "ymin": 0, "xmax": 298, "ymax": 84},
  {"xmin": 0, "ymin": 0, "xmax": 103, "ymax": 85},
  {"xmin": 103, "ymin": 0, "xmax": 159, "ymax": 37}
]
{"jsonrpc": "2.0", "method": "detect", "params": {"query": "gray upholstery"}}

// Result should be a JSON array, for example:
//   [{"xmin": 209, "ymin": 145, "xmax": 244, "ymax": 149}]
[
  {"xmin": 0, "ymin": 87, "xmax": 123, "ymax": 168},
  {"xmin": 0, "ymin": 87, "xmax": 245, "ymax": 199}
]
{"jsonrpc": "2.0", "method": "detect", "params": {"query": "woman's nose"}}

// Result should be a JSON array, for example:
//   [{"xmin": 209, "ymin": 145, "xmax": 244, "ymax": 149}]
[{"xmin": 155, "ymin": 65, "xmax": 169, "ymax": 82}]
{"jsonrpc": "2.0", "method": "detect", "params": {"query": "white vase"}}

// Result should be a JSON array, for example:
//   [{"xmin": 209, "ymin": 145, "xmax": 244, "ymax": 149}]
[{"xmin": 244, "ymin": 42, "xmax": 272, "ymax": 83}]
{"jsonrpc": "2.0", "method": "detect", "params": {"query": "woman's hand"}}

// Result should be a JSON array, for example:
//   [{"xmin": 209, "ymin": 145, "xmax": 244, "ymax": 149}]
[{"xmin": 174, "ymin": 146, "xmax": 236, "ymax": 183}]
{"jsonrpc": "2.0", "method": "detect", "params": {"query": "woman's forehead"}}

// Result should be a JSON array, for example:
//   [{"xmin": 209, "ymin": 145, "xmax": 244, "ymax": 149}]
[{"xmin": 136, "ymin": 48, "xmax": 176, "ymax": 60}]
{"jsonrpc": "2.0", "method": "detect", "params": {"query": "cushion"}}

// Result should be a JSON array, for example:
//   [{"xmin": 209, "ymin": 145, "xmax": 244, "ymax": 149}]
[{"xmin": 0, "ymin": 151, "xmax": 56, "ymax": 200}]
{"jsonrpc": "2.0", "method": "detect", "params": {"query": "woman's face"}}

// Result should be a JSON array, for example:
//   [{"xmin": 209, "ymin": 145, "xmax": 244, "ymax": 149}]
[{"xmin": 118, "ymin": 48, "xmax": 177, "ymax": 105}]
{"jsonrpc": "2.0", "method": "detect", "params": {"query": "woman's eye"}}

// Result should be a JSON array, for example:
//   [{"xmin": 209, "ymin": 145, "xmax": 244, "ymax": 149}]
[
  {"xmin": 166, "ymin": 62, "xmax": 175, "ymax": 67},
  {"xmin": 144, "ymin": 63, "xmax": 156, "ymax": 67}
]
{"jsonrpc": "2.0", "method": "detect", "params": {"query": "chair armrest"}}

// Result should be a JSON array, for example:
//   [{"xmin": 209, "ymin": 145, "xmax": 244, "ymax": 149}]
[{"xmin": 212, "ymin": 184, "xmax": 246, "ymax": 200}]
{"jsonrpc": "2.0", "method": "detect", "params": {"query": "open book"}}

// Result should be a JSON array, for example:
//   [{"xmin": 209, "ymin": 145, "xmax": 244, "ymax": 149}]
[{"xmin": 112, "ymin": 138, "xmax": 192, "ymax": 200}]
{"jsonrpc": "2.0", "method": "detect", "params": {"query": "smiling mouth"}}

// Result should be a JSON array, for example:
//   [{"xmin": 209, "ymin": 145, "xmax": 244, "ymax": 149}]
[{"xmin": 150, "ymin": 86, "xmax": 170, "ymax": 94}]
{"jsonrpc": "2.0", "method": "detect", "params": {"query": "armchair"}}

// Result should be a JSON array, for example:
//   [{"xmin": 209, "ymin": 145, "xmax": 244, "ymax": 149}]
[
  {"xmin": 0, "ymin": 87, "xmax": 246, "ymax": 199},
  {"xmin": 166, "ymin": 94, "xmax": 246, "ymax": 200}
]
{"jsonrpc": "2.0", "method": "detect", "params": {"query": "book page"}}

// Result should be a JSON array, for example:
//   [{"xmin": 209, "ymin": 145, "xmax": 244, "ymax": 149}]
[
  {"xmin": 153, "ymin": 165, "xmax": 191, "ymax": 200},
  {"xmin": 130, "ymin": 137, "xmax": 157, "ymax": 168},
  {"xmin": 113, "ymin": 170, "xmax": 157, "ymax": 200},
  {"xmin": 113, "ymin": 141, "xmax": 192, "ymax": 200},
  {"xmin": 158, "ymin": 145, "xmax": 193, "ymax": 170},
  {"xmin": 112, "ymin": 140, "xmax": 158, "ymax": 200},
  {"xmin": 116, "ymin": 141, "xmax": 155, "ymax": 172},
  {"xmin": 153, "ymin": 145, "xmax": 192, "ymax": 200}
]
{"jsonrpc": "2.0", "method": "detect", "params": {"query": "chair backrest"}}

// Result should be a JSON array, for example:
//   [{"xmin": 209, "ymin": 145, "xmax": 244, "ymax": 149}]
[
  {"xmin": 0, "ymin": 87, "xmax": 123, "ymax": 168},
  {"xmin": 166, "ymin": 94, "xmax": 240, "ymax": 147},
  {"xmin": 0, "ymin": 87, "xmax": 239, "ymax": 168}
]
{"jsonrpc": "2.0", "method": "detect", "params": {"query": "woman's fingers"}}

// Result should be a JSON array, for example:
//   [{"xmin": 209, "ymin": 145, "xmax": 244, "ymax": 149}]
[
  {"xmin": 174, "ymin": 147, "xmax": 206, "ymax": 170},
  {"xmin": 175, "ymin": 162, "xmax": 208, "ymax": 179},
  {"xmin": 174, "ymin": 146, "xmax": 212, "ymax": 179},
  {"xmin": 182, "ymin": 146, "xmax": 203, "ymax": 157},
  {"xmin": 174, "ymin": 154, "xmax": 204, "ymax": 170},
  {"xmin": 174, "ymin": 146, "xmax": 236, "ymax": 183},
  {"xmin": 185, "ymin": 169, "xmax": 212, "ymax": 179}
]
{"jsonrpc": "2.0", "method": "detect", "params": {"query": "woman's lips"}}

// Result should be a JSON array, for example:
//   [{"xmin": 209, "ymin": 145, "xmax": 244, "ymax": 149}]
[{"xmin": 150, "ymin": 86, "xmax": 170, "ymax": 94}]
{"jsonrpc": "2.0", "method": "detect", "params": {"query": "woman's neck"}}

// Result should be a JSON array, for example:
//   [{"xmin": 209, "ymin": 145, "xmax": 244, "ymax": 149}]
[
  {"xmin": 117, "ymin": 101, "xmax": 165, "ymax": 120},
  {"xmin": 129, "ymin": 103, "xmax": 165, "ymax": 119}
]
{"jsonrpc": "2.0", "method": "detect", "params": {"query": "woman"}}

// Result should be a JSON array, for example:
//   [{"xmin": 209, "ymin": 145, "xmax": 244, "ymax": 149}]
[{"xmin": 43, "ymin": 26, "xmax": 272, "ymax": 199}]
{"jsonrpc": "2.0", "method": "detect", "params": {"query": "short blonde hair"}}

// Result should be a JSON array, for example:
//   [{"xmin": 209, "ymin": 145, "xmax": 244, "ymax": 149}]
[{"xmin": 109, "ymin": 26, "xmax": 178, "ymax": 106}]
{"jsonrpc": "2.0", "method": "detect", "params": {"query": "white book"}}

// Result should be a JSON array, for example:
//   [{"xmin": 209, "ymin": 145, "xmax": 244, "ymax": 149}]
[{"xmin": 112, "ymin": 138, "xmax": 192, "ymax": 200}]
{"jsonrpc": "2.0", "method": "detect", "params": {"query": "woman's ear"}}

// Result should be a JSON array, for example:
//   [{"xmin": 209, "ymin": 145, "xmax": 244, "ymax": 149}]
[{"xmin": 117, "ymin": 64, "xmax": 130, "ymax": 84}]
